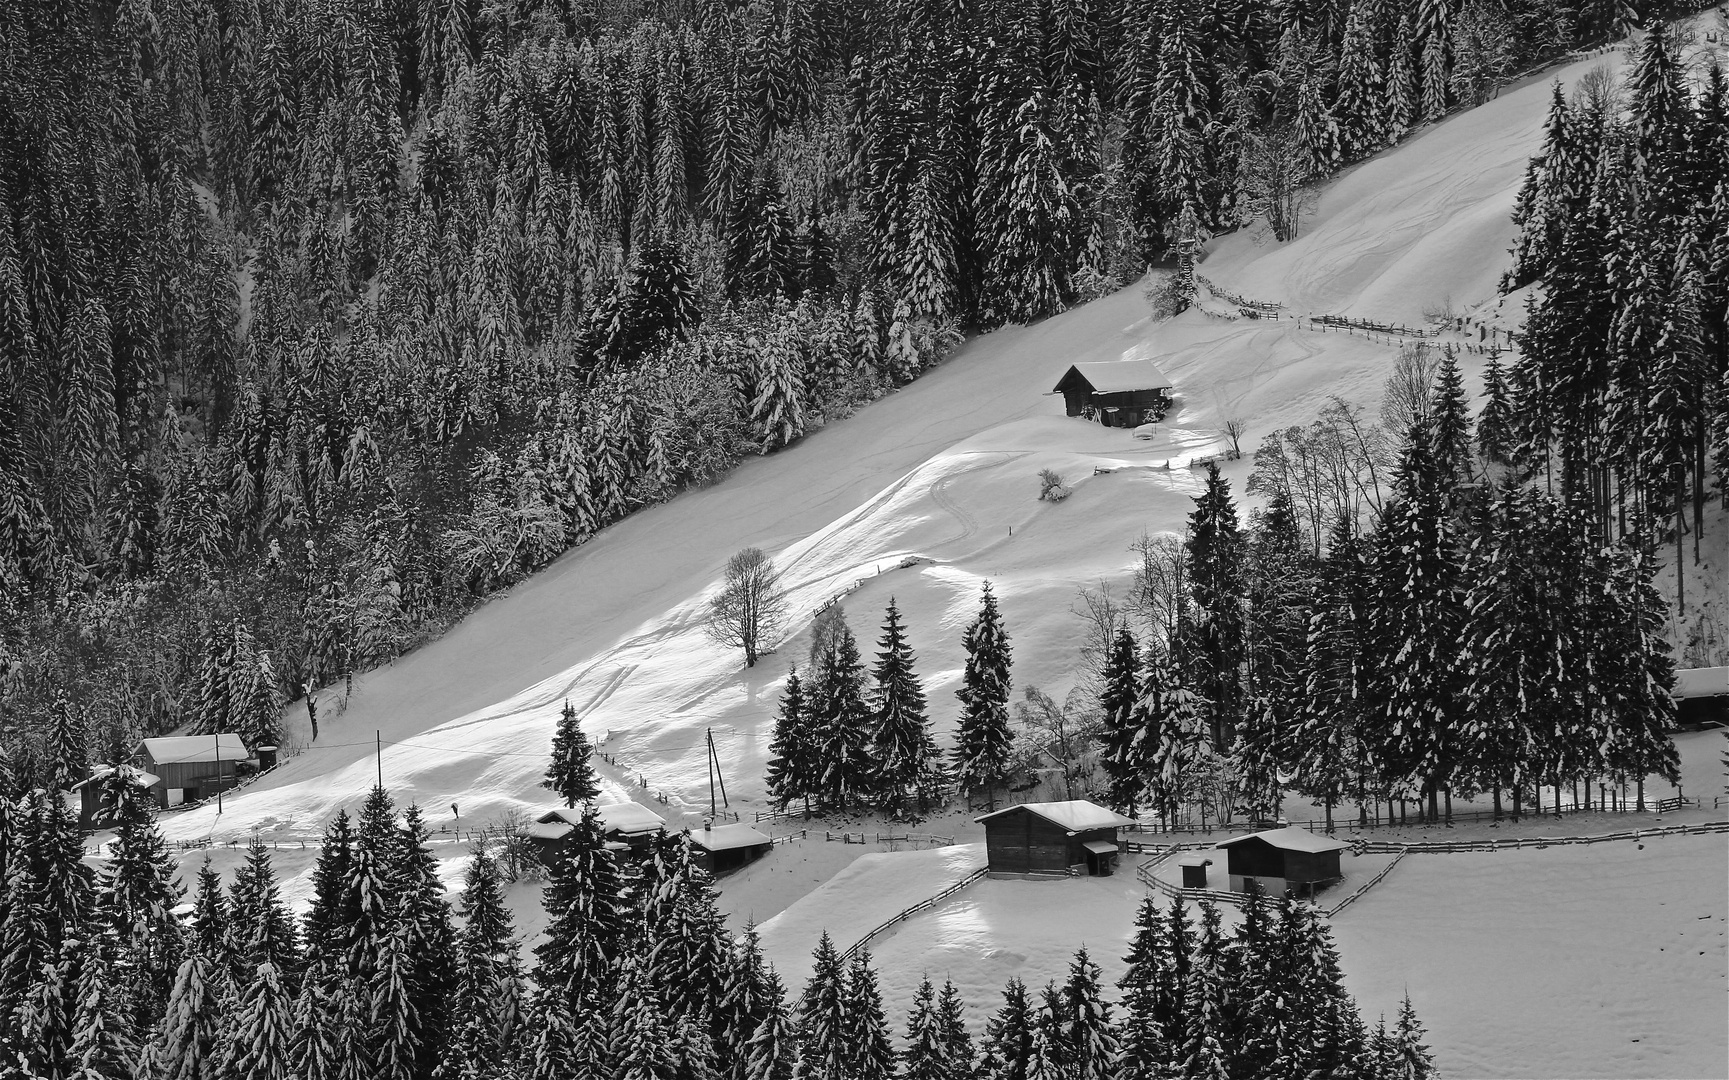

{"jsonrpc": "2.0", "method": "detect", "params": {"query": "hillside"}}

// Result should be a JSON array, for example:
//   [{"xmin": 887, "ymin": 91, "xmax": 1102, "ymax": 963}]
[{"xmin": 154, "ymin": 39, "xmax": 1719, "ymax": 847}]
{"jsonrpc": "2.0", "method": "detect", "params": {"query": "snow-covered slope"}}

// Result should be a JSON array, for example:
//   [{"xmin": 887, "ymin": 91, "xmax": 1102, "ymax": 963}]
[{"xmin": 160, "ymin": 45, "xmax": 1651, "ymax": 845}]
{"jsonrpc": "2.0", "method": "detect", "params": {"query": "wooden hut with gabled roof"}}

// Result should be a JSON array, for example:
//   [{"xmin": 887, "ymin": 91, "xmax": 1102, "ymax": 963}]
[
  {"xmin": 1052, "ymin": 359, "xmax": 1174, "ymax": 428},
  {"xmin": 975, "ymin": 799, "xmax": 1134, "ymax": 877},
  {"xmin": 1215, "ymin": 826, "xmax": 1351, "ymax": 897},
  {"xmin": 134, "ymin": 734, "xmax": 250, "ymax": 809}
]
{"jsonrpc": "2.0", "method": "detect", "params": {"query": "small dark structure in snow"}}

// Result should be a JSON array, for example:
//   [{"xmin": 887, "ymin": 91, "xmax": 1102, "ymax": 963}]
[
  {"xmin": 72, "ymin": 766, "xmax": 161, "ymax": 829},
  {"xmin": 1671, "ymin": 666, "xmax": 1727, "ymax": 727},
  {"xmin": 976, "ymin": 800, "xmax": 1134, "ymax": 877},
  {"xmin": 689, "ymin": 822, "xmax": 774, "ymax": 876},
  {"xmin": 1052, "ymin": 359, "xmax": 1174, "ymax": 428},
  {"xmin": 134, "ymin": 734, "xmax": 250, "ymax": 808},
  {"xmin": 1178, "ymin": 854, "xmax": 1214, "ymax": 889},
  {"xmin": 1215, "ymin": 827, "xmax": 1350, "ymax": 897}
]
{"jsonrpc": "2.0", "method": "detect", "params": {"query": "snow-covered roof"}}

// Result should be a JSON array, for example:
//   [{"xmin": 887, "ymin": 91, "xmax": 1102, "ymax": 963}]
[
  {"xmin": 137, "ymin": 734, "xmax": 249, "ymax": 765},
  {"xmin": 525, "ymin": 821, "xmax": 573, "ymax": 842},
  {"xmin": 1082, "ymin": 839, "xmax": 1121, "ymax": 855},
  {"xmin": 536, "ymin": 807, "xmax": 584, "ymax": 826},
  {"xmin": 1673, "ymin": 666, "xmax": 1727, "ymax": 699},
  {"xmin": 975, "ymin": 800, "xmax": 1136, "ymax": 832},
  {"xmin": 596, "ymin": 801, "xmax": 667, "ymax": 835},
  {"xmin": 1054, "ymin": 359, "xmax": 1174, "ymax": 394},
  {"xmin": 71, "ymin": 765, "xmax": 161, "ymax": 792},
  {"xmin": 1216, "ymin": 826, "xmax": 1351, "ymax": 854},
  {"xmin": 689, "ymin": 823, "xmax": 773, "ymax": 852}
]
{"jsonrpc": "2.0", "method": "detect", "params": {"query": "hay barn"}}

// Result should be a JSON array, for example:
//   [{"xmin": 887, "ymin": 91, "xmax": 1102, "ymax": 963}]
[
  {"xmin": 1052, "ymin": 359, "xmax": 1174, "ymax": 428},
  {"xmin": 976, "ymin": 800, "xmax": 1133, "ymax": 877}
]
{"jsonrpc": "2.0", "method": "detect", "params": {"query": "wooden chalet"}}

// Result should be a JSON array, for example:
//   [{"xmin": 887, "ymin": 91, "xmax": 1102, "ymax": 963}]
[
  {"xmin": 688, "ymin": 822, "xmax": 774, "ymax": 876},
  {"xmin": 1052, "ymin": 359, "xmax": 1174, "ymax": 428},
  {"xmin": 134, "ymin": 734, "xmax": 250, "ymax": 808},
  {"xmin": 976, "ymin": 800, "xmax": 1134, "ymax": 878},
  {"xmin": 71, "ymin": 765, "xmax": 161, "ymax": 829},
  {"xmin": 596, "ymin": 801, "xmax": 668, "ymax": 854},
  {"xmin": 1672, "ymin": 666, "xmax": 1727, "ymax": 727},
  {"xmin": 1215, "ymin": 827, "xmax": 1350, "ymax": 897}
]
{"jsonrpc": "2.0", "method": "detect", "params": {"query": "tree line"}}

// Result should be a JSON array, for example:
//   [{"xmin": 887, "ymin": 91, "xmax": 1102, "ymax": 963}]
[
  {"xmin": 1500, "ymin": 22, "xmax": 1729, "ymax": 614},
  {"xmin": 0, "ymin": 0, "xmax": 1673, "ymax": 785},
  {"xmin": 0, "ymin": 773, "xmax": 1437, "ymax": 1080}
]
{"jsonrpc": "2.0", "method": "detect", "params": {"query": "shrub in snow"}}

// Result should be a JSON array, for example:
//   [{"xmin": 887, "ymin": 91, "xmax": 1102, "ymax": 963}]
[{"xmin": 1038, "ymin": 470, "xmax": 1070, "ymax": 501}]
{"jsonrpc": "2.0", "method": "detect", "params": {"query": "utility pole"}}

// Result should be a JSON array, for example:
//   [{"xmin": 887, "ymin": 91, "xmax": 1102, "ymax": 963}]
[{"xmin": 707, "ymin": 728, "xmax": 717, "ymax": 817}]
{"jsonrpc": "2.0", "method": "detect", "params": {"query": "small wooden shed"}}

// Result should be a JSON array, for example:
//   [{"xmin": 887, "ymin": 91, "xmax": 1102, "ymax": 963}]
[
  {"xmin": 1052, "ymin": 359, "xmax": 1174, "ymax": 428},
  {"xmin": 1672, "ymin": 666, "xmax": 1727, "ymax": 727},
  {"xmin": 688, "ymin": 822, "xmax": 774, "ymax": 876},
  {"xmin": 976, "ymin": 800, "xmax": 1134, "ymax": 878},
  {"xmin": 1215, "ymin": 827, "xmax": 1350, "ymax": 897},
  {"xmin": 134, "ymin": 734, "xmax": 250, "ymax": 808}
]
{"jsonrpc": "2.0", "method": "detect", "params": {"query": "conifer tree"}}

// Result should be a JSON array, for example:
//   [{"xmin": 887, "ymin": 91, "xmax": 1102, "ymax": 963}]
[
  {"xmin": 303, "ymin": 811, "xmax": 356, "ymax": 968},
  {"xmin": 982, "ymin": 977, "xmax": 1035, "ymax": 1080},
  {"xmin": 936, "ymin": 979, "xmax": 975, "ymax": 1079},
  {"xmin": 1061, "ymin": 948, "xmax": 1117, "ymax": 1080},
  {"xmin": 66, "ymin": 938, "xmax": 140, "ymax": 1080},
  {"xmin": 1184, "ymin": 462, "xmax": 1246, "ymax": 748},
  {"xmin": 870, "ymin": 598, "xmax": 938, "ymax": 812},
  {"xmin": 845, "ymin": 951, "xmax": 898, "ymax": 1080},
  {"xmin": 143, "ymin": 952, "xmax": 224, "ymax": 1080},
  {"xmin": 47, "ymin": 694, "xmax": 88, "ymax": 791},
  {"xmin": 1390, "ymin": 993, "xmax": 1438, "ymax": 1079},
  {"xmin": 1476, "ymin": 352, "xmax": 1517, "ymax": 469},
  {"xmin": 952, "ymin": 582, "xmax": 1014, "ymax": 810},
  {"xmin": 1097, "ymin": 626, "xmax": 1144, "ymax": 814},
  {"xmin": 810, "ymin": 621, "xmax": 874, "ymax": 811},
  {"xmin": 765, "ymin": 667, "xmax": 818, "ymax": 816},
  {"xmin": 226, "ymin": 836, "xmax": 302, "ymax": 985},
  {"xmin": 743, "ymin": 966, "xmax": 800, "ymax": 1080},
  {"xmin": 221, "ymin": 960, "xmax": 297, "ymax": 1080},
  {"xmin": 189, "ymin": 859, "xmax": 230, "ymax": 966},
  {"xmin": 545, "ymin": 699, "xmax": 602, "ymax": 807},
  {"xmin": 715, "ymin": 921, "xmax": 775, "ymax": 1080},
  {"xmin": 798, "ymin": 933, "xmax": 849, "ymax": 1080},
  {"xmin": 1429, "ymin": 346, "xmax": 1474, "ymax": 486},
  {"xmin": 903, "ymin": 977, "xmax": 947, "ymax": 1080},
  {"xmin": 534, "ymin": 804, "xmax": 630, "ymax": 999},
  {"xmin": 100, "ymin": 787, "xmax": 185, "ymax": 1005}
]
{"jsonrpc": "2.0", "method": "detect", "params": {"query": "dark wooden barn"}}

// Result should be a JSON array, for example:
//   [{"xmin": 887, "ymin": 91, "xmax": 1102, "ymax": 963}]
[
  {"xmin": 1052, "ymin": 359, "xmax": 1174, "ymax": 428},
  {"xmin": 134, "ymin": 734, "xmax": 250, "ymax": 808},
  {"xmin": 976, "ymin": 800, "xmax": 1134, "ymax": 878},
  {"xmin": 1215, "ymin": 827, "xmax": 1351, "ymax": 897},
  {"xmin": 689, "ymin": 822, "xmax": 774, "ymax": 876},
  {"xmin": 1672, "ymin": 666, "xmax": 1727, "ymax": 728}
]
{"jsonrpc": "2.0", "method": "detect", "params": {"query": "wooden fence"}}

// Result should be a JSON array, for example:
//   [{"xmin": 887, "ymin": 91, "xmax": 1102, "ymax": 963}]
[
  {"xmin": 1323, "ymin": 850, "xmax": 1408, "ymax": 918},
  {"xmin": 1134, "ymin": 843, "xmax": 1247, "ymax": 908},
  {"xmin": 839, "ymin": 866, "xmax": 989, "ymax": 962},
  {"xmin": 824, "ymin": 831, "xmax": 954, "ymax": 847}
]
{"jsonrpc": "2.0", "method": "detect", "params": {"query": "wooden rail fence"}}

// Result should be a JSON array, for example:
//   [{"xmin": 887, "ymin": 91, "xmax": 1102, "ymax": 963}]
[
  {"xmin": 1324, "ymin": 850, "xmax": 1408, "ymax": 917},
  {"xmin": 840, "ymin": 866, "xmax": 989, "ymax": 962}
]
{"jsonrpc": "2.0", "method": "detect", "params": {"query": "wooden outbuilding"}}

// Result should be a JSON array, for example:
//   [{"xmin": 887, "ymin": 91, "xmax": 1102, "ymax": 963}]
[
  {"xmin": 71, "ymin": 766, "xmax": 161, "ymax": 829},
  {"xmin": 1215, "ymin": 827, "xmax": 1350, "ymax": 897},
  {"xmin": 1052, "ymin": 359, "xmax": 1174, "ymax": 428},
  {"xmin": 1672, "ymin": 666, "xmax": 1727, "ymax": 728},
  {"xmin": 526, "ymin": 802, "xmax": 672, "ymax": 866},
  {"xmin": 976, "ymin": 800, "xmax": 1134, "ymax": 878},
  {"xmin": 688, "ymin": 822, "xmax": 774, "ymax": 876},
  {"xmin": 134, "ymin": 734, "xmax": 250, "ymax": 808}
]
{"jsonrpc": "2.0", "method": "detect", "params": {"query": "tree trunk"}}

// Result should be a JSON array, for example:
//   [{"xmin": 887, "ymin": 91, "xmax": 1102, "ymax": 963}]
[{"xmin": 1444, "ymin": 788, "xmax": 1453, "ymax": 826}]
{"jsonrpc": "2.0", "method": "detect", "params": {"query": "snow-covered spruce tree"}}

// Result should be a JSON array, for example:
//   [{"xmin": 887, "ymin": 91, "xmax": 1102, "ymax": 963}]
[
  {"xmin": 1333, "ymin": 0, "xmax": 1387, "ymax": 161},
  {"xmin": 750, "ymin": 317, "xmax": 808, "ymax": 453},
  {"xmin": 902, "ymin": 976, "xmax": 947, "ymax": 1080},
  {"xmin": 1391, "ymin": 993, "xmax": 1439, "ymax": 1079},
  {"xmin": 743, "ymin": 966, "xmax": 800, "ymax": 1080},
  {"xmin": 66, "ymin": 935, "xmax": 140, "ymax": 1080},
  {"xmin": 1183, "ymin": 462, "xmax": 1247, "ymax": 750},
  {"xmin": 221, "ymin": 960, "xmax": 298, "ymax": 1080},
  {"xmin": 1369, "ymin": 423, "xmax": 1466, "ymax": 823},
  {"xmin": 226, "ymin": 836, "xmax": 302, "ymax": 985},
  {"xmin": 301, "ymin": 810, "xmax": 356, "ymax": 969},
  {"xmin": 1061, "ymin": 947, "xmax": 1118, "ymax": 1080},
  {"xmin": 844, "ymin": 951, "xmax": 898, "ymax": 1080},
  {"xmin": 765, "ymin": 667, "xmax": 819, "ymax": 816},
  {"xmin": 99, "ymin": 782, "xmax": 185, "ymax": 1010},
  {"xmin": 46, "ymin": 693, "xmax": 88, "ymax": 791},
  {"xmin": 1476, "ymin": 351, "xmax": 1517, "ymax": 470},
  {"xmin": 1240, "ymin": 489, "xmax": 1315, "ymax": 814},
  {"xmin": 810, "ymin": 620, "xmax": 874, "ymax": 812},
  {"xmin": 952, "ymin": 582, "xmax": 1015, "ymax": 811},
  {"xmin": 870, "ymin": 598, "xmax": 939, "ymax": 813},
  {"xmin": 1097, "ymin": 626, "xmax": 1144, "ymax": 815},
  {"xmin": 715, "ymin": 920, "xmax": 775, "ymax": 1080},
  {"xmin": 534, "ymin": 803, "xmax": 631, "ymax": 1000},
  {"xmin": 612, "ymin": 954, "xmax": 681, "ymax": 1080},
  {"xmin": 545, "ymin": 699, "xmax": 602, "ymax": 807},
  {"xmin": 141, "ymin": 951, "xmax": 225, "ymax": 1080},
  {"xmin": 1295, "ymin": 515, "xmax": 1378, "ymax": 828},
  {"xmin": 980, "ymin": 977, "xmax": 1035, "ymax": 1080},
  {"xmin": 1027, "ymin": 981, "xmax": 1071, "ymax": 1080},
  {"xmin": 797, "ymin": 932, "xmax": 849, "ymax": 1080},
  {"xmin": 1137, "ymin": 644, "xmax": 1205, "ymax": 829},
  {"xmin": 936, "ymin": 978, "xmax": 975, "ymax": 1078},
  {"xmin": 395, "ymin": 804, "xmax": 457, "ymax": 1076},
  {"xmin": 188, "ymin": 859, "xmax": 230, "ymax": 969}
]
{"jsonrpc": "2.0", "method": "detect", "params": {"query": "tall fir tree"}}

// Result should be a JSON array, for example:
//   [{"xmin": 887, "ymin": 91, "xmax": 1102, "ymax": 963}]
[
  {"xmin": 545, "ymin": 699, "xmax": 601, "ymax": 807},
  {"xmin": 870, "ymin": 598, "xmax": 939, "ymax": 812},
  {"xmin": 952, "ymin": 582, "xmax": 1015, "ymax": 810}
]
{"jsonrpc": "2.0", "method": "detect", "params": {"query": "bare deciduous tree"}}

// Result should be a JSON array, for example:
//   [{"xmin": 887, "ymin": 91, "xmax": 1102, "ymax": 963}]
[
  {"xmin": 1130, "ymin": 531, "xmax": 1189, "ymax": 644},
  {"xmin": 1071, "ymin": 581, "xmax": 1127, "ymax": 697},
  {"xmin": 1248, "ymin": 397, "xmax": 1391, "ymax": 554},
  {"xmin": 1237, "ymin": 126, "xmax": 1320, "ymax": 243},
  {"xmin": 1224, "ymin": 416, "xmax": 1247, "ymax": 460},
  {"xmin": 1014, "ymin": 685, "xmax": 1100, "ymax": 801},
  {"xmin": 1381, "ymin": 342, "xmax": 1442, "ymax": 438},
  {"xmin": 705, "ymin": 547, "xmax": 788, "ymax": 667}
]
